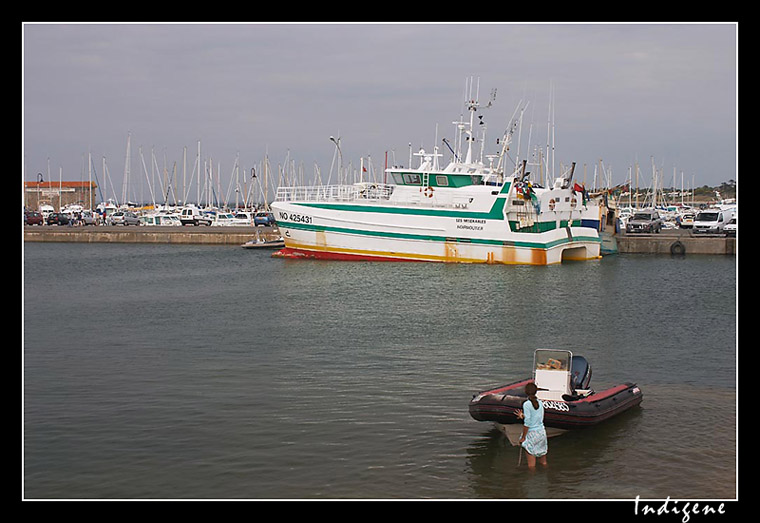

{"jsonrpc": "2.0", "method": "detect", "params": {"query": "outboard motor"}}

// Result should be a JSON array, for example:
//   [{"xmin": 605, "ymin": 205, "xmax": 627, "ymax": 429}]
[{"xmin": 570, "ymin": 355, "xmax": 592, "ymax": 391}]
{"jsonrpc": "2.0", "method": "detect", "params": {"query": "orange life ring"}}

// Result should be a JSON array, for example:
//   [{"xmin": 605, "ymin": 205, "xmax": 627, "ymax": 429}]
[
  {"xmin": 424, "ymin": 186, "xmax": 434, "ymax": 198},
  {"xmin": 548, "ymin": 198, "xmax": 555, "ymax": 210},
  {"xmin": 570, "ymin": 196, "xmax": 577, "ymax": 208}
]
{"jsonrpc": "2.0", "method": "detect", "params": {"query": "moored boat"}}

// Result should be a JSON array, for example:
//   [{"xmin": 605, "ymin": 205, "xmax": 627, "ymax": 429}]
[
  {"xmin": 242, "ymin": 235, "xmax": 285, "ymax": 249},
  {"xmin": 271, "ymin": 83, "xmax": 606, "ymax": 266},
  {"xmin": 469, "ymin": 350, "xmax": 642, "ymax": 438}
]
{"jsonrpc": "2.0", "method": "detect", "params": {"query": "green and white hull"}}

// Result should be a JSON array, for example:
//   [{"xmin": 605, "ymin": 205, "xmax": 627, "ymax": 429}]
[{"xmin": 272, "ymin": 177, "xmax": 602, "ymax": 265}]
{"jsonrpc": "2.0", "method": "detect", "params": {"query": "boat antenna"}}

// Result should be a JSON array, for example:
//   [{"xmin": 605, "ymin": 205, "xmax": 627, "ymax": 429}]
[
  {"xmin": 496, "ymin": 100, "xmax": 525, "ymax": 174},
  {"xmin": 442, "ymin": 137, "xmax": 458, "ymax": 161}
]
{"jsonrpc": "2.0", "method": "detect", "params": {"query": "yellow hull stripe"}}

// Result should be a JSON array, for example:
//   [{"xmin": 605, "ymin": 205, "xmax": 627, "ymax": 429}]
[{"xmin": 283, "ymin": 240, "xmax": 600, "ymax": 265}]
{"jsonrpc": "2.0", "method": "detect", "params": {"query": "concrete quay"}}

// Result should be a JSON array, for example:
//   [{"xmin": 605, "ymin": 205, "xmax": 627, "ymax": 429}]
[
  {"xmin": 24, "ymin": 225, "xmax": 735, "ymax": 255},
  {"xmin": 23, "ymin": 225, "xmax": 281, "ymax": 246},
  {"xmin": 615, "ymin": 229, "xmax": 736, "ymax": 255}
]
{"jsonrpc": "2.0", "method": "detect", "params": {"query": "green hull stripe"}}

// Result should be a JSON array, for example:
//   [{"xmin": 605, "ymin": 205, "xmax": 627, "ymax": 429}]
[
  {"xmin": 298, "ymin": 194, "xmax": 508, "ymax": 220},
  {"xmin": 281, "ymin": 220, "xmax": 600, "ymax": 250}
]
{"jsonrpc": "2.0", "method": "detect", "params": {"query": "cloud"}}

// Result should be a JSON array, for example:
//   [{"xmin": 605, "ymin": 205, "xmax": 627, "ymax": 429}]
[{"xmin": 23, "ymin": 22, "xmax": 737, "ymax": 204}]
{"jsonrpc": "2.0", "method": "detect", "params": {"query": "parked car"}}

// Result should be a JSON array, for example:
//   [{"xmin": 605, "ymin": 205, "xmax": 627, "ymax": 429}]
[
  {"xmin": 724, "ymin": 216, "xmax": 737, "ymax": 237},
  {"xmin": 626, "ymin": 210, "xmax": 662, "ymax": 234},
  {"xmin": 25, "ymin": 210, "xmax": 44, "ymax": 225},
  {"xmin": 679, "ymin": 213, "xmax": 695, "ymax": 229},
  {"xmin": 108, "ymin": 211, "xmax": 141, "ymax": 226},
  {"xmin": 46, "ymin": 212, "xmax": 70, "ymax": 226},
  {"xmin": 254, "ymin": 211, "xmax": 275, "ymax": 226},
  {"xmin": 80, "ymin": 211, "xmax": 96, "ymax": 226}
]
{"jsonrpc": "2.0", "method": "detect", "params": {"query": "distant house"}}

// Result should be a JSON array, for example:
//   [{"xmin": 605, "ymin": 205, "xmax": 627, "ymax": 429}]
[{"xmin": 24, "ymin": 181, "xmax": 98, "ymax": 211}]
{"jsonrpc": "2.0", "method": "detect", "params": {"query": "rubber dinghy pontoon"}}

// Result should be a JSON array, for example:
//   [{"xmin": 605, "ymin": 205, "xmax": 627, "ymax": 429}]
[{"xmin": 469, "ymin": 350, "xmax": 643, "ymax": 432}]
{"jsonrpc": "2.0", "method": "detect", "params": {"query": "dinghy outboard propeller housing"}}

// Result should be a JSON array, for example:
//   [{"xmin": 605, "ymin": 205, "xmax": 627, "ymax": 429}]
[{"xmin": 570, "ymin": 355, "xmax": 592, "ymax": 391}]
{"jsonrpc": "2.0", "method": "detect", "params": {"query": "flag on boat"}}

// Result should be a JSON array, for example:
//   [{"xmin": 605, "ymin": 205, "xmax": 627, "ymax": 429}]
[
  {"xmin": 517, "ymin": 181, "xmax": 538, "ymax": 202},
  {"xmin": 573, "ymin": 183, "xmax": 588, "ymax": 206}
]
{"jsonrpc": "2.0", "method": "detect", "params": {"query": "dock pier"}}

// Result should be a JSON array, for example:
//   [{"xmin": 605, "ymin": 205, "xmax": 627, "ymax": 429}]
[
  {"xmin": 23, "ymin": 225, "xmax": 281, "ymax": 246},
  {"xmin": 24, "ymin": 225, "xmax": 735, "ymax": 255},
  {"xmin": 615, "ymin": 230, "xmax": 735, "ymax": 255}
]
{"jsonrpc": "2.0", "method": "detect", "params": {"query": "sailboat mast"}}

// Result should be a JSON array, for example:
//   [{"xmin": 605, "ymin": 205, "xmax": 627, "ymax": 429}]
[
  {"xmin": 122, "ymin": 132, "xmax": 131, "ymax": 207},
  {"xmin": 88, "ymin": 150, "xmax": 93, "ymax": 210}
]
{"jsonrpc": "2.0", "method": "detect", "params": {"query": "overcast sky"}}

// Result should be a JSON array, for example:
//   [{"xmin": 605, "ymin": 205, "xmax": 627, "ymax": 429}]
[{"xmin": 22, "ymin": 22, "xmax": 737, "ymax": 206}]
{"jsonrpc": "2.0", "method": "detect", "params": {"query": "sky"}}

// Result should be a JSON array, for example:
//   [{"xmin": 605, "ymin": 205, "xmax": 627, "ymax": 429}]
[{"xmin": 22, "ymin": 22, "xmax": 737, "ymax": 207}]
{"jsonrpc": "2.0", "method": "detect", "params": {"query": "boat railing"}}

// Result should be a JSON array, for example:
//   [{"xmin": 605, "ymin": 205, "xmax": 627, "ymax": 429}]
[{"xmin": 275, "ymin": 183, "xmax": 394, "ymax": 203}]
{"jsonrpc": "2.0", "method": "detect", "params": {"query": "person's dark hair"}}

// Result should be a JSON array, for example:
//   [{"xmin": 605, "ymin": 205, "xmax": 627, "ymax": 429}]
[{"xmin": 525, "ymin": 382, "xmax": 539, "ymax": 410}]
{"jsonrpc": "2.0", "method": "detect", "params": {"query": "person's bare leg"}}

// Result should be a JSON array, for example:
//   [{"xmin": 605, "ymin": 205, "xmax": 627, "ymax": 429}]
[{"xmin": 526, "ymin": 453, "xmax": 536, "ymax": 469}]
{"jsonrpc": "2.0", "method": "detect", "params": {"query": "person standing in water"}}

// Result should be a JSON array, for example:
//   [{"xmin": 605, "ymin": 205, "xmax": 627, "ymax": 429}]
[{"xmin": 517, "ymin": 382, "xmax": 548, "ymax": 469}]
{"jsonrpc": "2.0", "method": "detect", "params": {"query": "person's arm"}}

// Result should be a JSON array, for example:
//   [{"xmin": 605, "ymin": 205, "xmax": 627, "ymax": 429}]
[{"xmin": 519, "ymin": 403, "xmax": 531, "ymax": 443}]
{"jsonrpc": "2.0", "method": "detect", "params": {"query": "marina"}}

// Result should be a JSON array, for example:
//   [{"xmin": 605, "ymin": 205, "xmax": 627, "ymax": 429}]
[{"xmin": 23, "ymin": 79, "xmax": 736, "ymax": 260}]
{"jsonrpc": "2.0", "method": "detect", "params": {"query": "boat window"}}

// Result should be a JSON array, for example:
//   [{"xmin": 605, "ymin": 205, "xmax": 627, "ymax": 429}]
[
  {"xmin": 403, "ymin": 173, "xmax": 422, "ymax": 185},
  {"xmin": 435, "ymin": 175, "xmax": 449, "ymax": 187}
]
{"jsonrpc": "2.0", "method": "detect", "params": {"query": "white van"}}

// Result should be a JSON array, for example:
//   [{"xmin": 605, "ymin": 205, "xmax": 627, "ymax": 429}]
[
  {"xmin": 693, "ymin": 209, "xmax": 734, "ymax": 234},
  {"xmin": 179, "ymin": 205, "xmax": 212, "ymax": 226}
]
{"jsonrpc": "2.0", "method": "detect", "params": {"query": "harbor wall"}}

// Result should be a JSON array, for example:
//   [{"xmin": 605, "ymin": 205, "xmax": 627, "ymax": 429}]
[
  {"xmin": 615, "ymin": 233, "xmax": 735, "ymax": 255},
  {"xmin": 23, "ymin": 227, "xmax": 735, "ymax": 255},
  {"xmin": 23, "ymin": 226, "xmax": 279, "ymax": 246}
]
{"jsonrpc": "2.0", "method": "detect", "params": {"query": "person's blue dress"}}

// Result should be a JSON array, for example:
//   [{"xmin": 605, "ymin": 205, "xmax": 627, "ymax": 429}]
[{"xmin": 521, "ymin": 399, "xmax": 548, "ymax": 457}]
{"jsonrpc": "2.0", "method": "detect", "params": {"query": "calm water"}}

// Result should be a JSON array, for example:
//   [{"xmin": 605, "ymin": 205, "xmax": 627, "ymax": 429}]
[{"xmin": 23, "ymin": 242, "xmax": 737, "ymax": 499}]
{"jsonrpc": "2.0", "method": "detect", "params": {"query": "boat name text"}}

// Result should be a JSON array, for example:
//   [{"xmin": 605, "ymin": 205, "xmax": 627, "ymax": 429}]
[
  {"xmin": 456, "ymin": 217, "xmax": 485, "ymax": 231},
  {"xmin": 542, "ymin": 400, "xmax": 570, "ymax": 412},
  {"xmin": 278, "ymin": 212, "xmax": 313, "ymax": 224}
]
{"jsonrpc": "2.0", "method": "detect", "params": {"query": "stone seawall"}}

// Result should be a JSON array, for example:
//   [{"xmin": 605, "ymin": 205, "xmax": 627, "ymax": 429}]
[
  {"xmin": 23, "ymin": 225, "xmax": 279, "ymax": 245},
  {"xmin": 616, "ymin": 231, "xmax": 736, "ymax": 255},
  {"xmin": 24, "ymin": 225, "xmax": 736, "ymax": 255}
]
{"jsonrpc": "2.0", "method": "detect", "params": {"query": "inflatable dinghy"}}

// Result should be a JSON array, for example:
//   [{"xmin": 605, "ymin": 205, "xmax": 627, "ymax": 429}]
[{"xmin": 469, "ymin": 350, "xmax": 642, "ymax": 433}]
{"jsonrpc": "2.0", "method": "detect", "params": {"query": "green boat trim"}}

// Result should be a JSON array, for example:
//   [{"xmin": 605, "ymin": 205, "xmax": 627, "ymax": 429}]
[{"xmin": 280, "ymin": 219, "xmax": 601, "ymax": 250}]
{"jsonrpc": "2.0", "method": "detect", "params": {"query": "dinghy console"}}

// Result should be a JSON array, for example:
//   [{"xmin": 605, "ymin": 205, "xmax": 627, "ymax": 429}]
[{"xmin": 533, "ymin": 349, "xmax": 593, "ymax": 402}]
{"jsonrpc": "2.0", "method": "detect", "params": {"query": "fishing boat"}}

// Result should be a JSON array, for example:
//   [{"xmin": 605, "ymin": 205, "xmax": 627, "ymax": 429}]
[
  {"xmin": 469, "ymin": 350, "xmax": 642, "ymax": 443},
  {"xmin": 271, "ymin": 84, "xmax": 605, "ymax": 265}
]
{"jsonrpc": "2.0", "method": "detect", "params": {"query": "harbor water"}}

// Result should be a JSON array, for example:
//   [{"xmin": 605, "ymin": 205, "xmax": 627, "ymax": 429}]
[{"xmin": 23, "ymin": 243, "xmax": 737, "ymax": 500}]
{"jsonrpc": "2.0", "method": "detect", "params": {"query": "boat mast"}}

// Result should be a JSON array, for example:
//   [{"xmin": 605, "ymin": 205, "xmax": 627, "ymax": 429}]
[
  {"xmin": 88, "ymin": 150, "xmax": 93, "ymax": 210},
  {"xmin": 464, "ymin": 76, "xmax": 478, "ymax": 165},
  {"xmin": 122, "ymin": 132, "xmax": 131, "ymax": 207}
]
